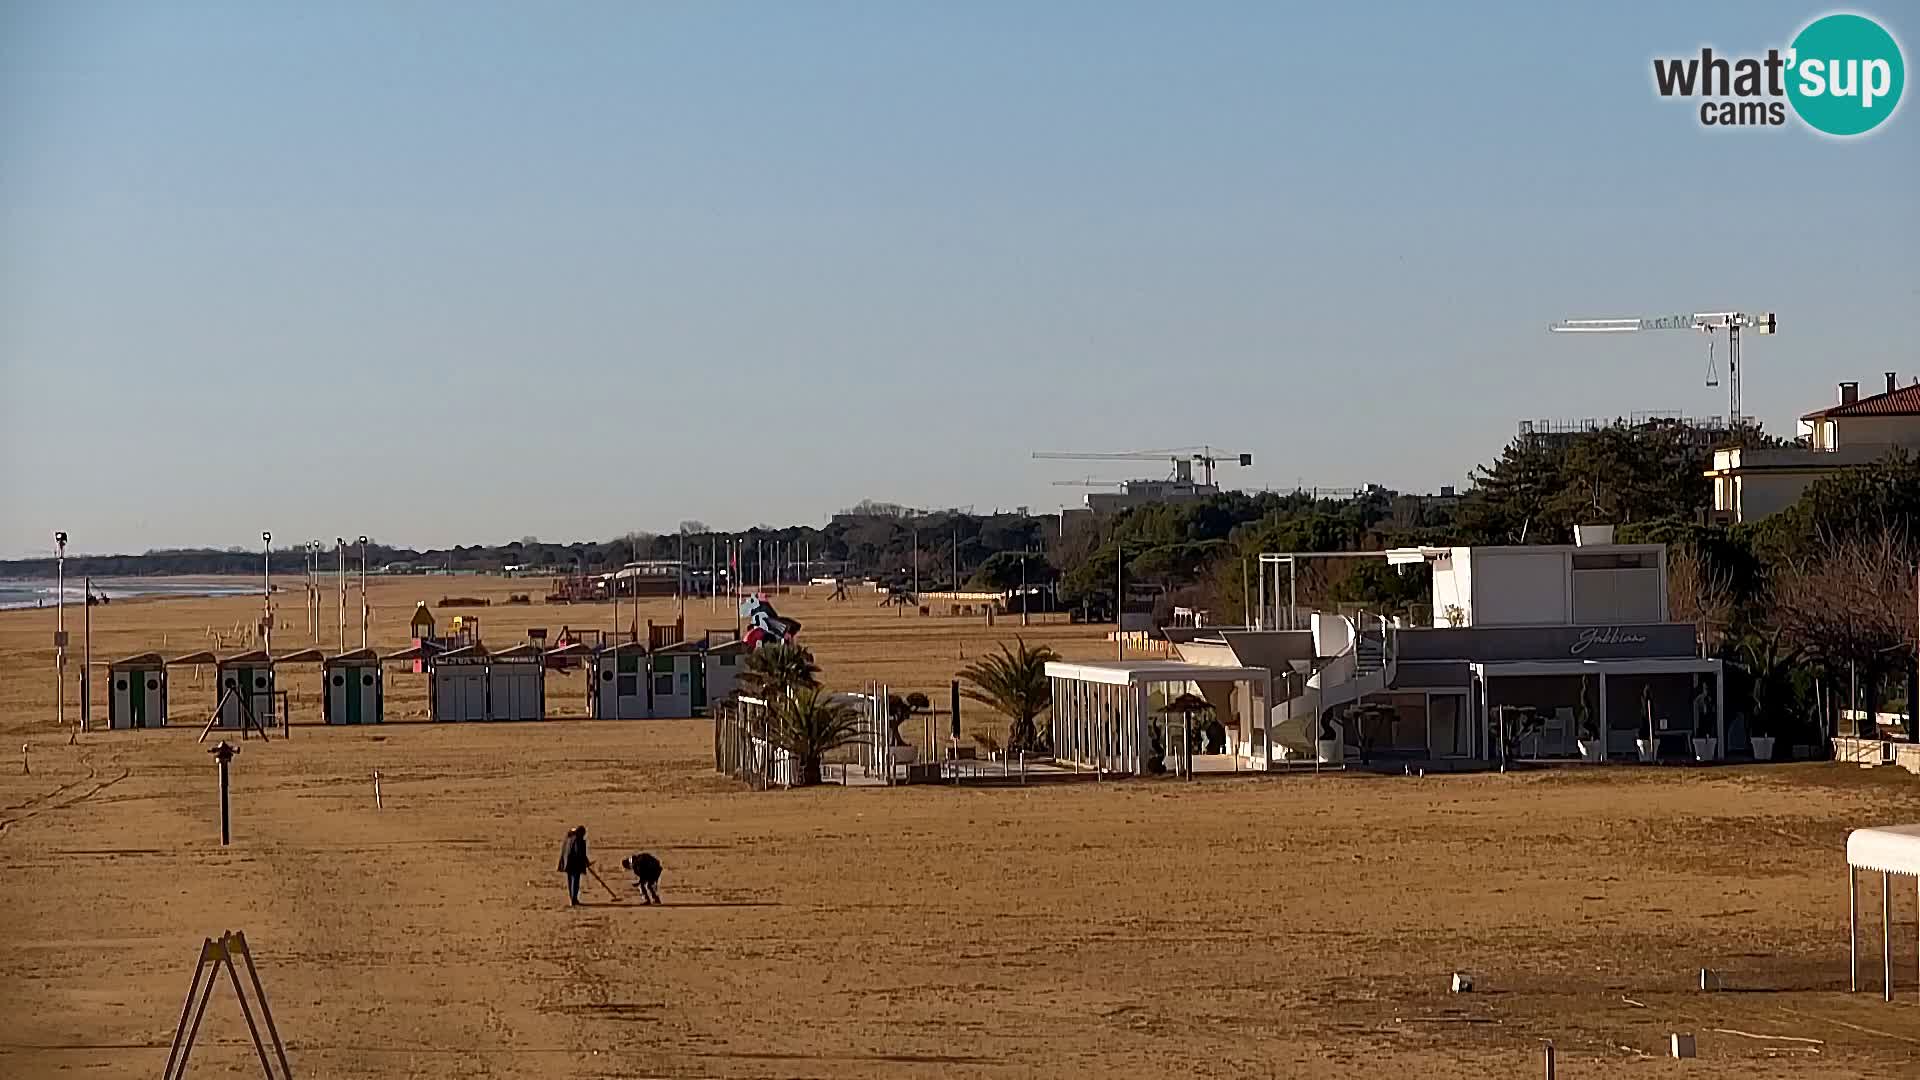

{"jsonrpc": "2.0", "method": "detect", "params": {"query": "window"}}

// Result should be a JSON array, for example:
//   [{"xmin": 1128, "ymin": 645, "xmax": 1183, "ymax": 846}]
[
  {"xmin": 362, "ymin": 674, "xmax": 374, "ymax": 687},
  {"xmin": 1572, "ymin": 552, "xmax": 1657, "ymax": 570},
  {"xmin": 601, "ymin": 668, "xmax": 614, "ymax": 681},
  {"xmin": 654, "ymin": 674, "xmax": 673, "ymax": 696},
  {"xmin": 116, "ymin": 679, "xmax": 128, "ymax": 691},
  {"xmin": 332, "ymin": 674, "xmax": 345, "ymax": 687},
  {"xmin": 255, "ymin": 676, "xmax": 267, "ymax": 689},
  {"xmin": 617, "ymin": 674, "xmax": 638, "ymax": 697}
]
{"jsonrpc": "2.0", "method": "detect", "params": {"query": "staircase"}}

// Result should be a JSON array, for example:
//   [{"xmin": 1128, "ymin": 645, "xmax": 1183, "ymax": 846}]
[
  {"xmin": 1264, "ymin": 614, "xmax": 1396, "ymax": 765},
  {"xmin": 1354, "ymin": 630, "xmax": 1387, "ymax": 677}
]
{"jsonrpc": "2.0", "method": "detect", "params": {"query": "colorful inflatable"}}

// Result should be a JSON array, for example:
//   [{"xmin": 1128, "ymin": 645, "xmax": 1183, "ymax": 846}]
[{"xmin": 739, "ymin": 594, "xmax": 801, "ymax": 648}]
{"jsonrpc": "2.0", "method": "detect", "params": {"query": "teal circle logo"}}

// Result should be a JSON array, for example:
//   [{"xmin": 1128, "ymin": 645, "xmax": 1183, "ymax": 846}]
[{"xmin": 1787, "ymin": 13, "xmax": 1905, "ymax": 136}]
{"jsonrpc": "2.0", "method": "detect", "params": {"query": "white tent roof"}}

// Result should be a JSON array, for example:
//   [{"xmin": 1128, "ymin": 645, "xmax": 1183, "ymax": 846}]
[
  {"xmin": 1045, "ymin": 660, "xmax": 1266, "ymax": 686},
  {"xmin": 1847, "ymin": 825, "xmax": 1920, "ymax": 876}
]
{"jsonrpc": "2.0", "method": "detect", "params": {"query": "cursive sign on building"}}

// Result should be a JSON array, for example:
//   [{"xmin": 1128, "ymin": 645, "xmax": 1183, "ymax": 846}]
[{"xmin": 1569, "ymin": 626, "xmax": 1650, "ymax": 655}]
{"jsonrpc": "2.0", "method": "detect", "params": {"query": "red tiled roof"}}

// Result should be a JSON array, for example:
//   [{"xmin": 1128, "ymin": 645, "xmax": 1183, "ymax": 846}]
[{"xmin": 1802, "ymin": 382, "xmax": 1920, "ymax": 419}]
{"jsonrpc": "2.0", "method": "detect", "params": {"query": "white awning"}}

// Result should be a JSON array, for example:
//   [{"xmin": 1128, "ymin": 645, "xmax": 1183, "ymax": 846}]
[
  {"xmin": 1471, "ymin": 658, "xmax": 1721, "ymax": 678},
  {"xmin": 1848, "ymin": 825, "xmax": 1920, "ymax": 876},
  {"xmin": 1044, "ymin": 660, "xmax": 1267, "ymax": 686}
]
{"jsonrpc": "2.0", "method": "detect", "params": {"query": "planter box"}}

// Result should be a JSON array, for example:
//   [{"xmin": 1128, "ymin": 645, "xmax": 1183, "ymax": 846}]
[
  {"xmin": 1316, "ymin": 738, "xmax": 1342, "ymax": 764},
  {"xmin": 1750, "ymin": 736, "xmax": 1776, "ymax": 761},
  {"xmin": 1577, "ymin": 739, "xmax": 1605, "ymax": 763},
  {"xmin": 1692, "ymin": 737, "xmax": 1719, "ymax": 762},
  {"xmin": 1635, "ymin": 738, "xmax": 1657, "ymax": 763}
]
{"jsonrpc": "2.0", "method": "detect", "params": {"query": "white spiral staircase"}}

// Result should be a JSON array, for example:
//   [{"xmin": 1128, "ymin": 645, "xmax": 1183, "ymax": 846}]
[{"xmin": 1267, "ymin": 614, "xmax": 1395, "ymax": 764}]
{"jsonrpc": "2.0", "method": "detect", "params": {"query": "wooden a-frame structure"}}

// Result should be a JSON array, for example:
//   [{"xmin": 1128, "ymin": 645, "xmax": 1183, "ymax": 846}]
[{"xmin": 163, "ymin": 930, "xmax": 292, "ymax": 1078}]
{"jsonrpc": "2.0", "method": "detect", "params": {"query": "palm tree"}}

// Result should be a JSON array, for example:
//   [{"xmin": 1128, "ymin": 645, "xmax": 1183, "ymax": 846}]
[
  {"xmin": 769, "ymin": 687, "xmax": 864, "ymax": 786},
  {"xmin": 738, "ymin": 642, "xmax": 820, "ymax": 700},
  {"xmin": 957, "ymin": 638, "xmax": 1060, "ymax": 753}
]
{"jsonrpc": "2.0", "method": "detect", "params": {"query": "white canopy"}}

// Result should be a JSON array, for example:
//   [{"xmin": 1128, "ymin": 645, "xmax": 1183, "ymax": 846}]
[{"xmin": 1847, "ymin": 825, "xmax": 1920, "ymax": 876}]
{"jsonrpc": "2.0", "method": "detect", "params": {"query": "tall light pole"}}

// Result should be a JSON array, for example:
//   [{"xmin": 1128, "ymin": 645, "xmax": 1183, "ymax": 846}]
[
  {"xmin": 54, "ymin": 532, "xmax": 67, "ymax": 730},
  {"xmin": 357, "ymin": 535, "xmax": 369, "ymax": 649},
  {"xmin": 1116, "ymin": 540, "xmax": 1124, "ymax": 661},
  {"xmin": 911, "ymin": 524, "xmax": 919, "ymax": 601},
  {"xmin": 335, "ymin": 538, "xmax": 346, "ymax": 653},
  {"xmin": 261, "ymin": 531, "xmax": 273, "ymax": 655},
  {"xmin": 303, "ymin": 542, "xmax": 315, "ymax": 640}
]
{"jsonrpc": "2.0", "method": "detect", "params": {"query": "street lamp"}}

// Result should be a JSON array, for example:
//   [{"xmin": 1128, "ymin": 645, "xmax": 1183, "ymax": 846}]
[
  {"xmin": 358, "ymin": 535, "xmax": 369, "ymax": 649},
  {"xmin": 261, "ymin": 531, "xmax": 273, "ymax": 654},
  {"xmin": 336, "ymin": 537, "xmax": 346, "ymax": 653},
  {"xmin": 54, "ymin": 531, "xmax": 67, "ymax": 730}
]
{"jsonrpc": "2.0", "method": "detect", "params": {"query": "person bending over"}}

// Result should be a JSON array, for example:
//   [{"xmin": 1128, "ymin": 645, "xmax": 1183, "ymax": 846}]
[{"xmin": 620, "ymin": 852, "xmax": 662, "ymax": 905}]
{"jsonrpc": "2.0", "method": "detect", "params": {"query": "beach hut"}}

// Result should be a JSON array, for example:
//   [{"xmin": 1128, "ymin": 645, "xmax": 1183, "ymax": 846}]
[
  {"xmin": 590, "ymin": 641, "xmax": 651, "ymax": 719},
  {"xmin": 405, "ymin": 643, "xmax": 545, "ymax": 722},
  {"xmin": 425, "ymin": 645, "xmax": 491, "ymax": 722},
  {"xmin": 108, "ymin": 653, "xmax": 168, "ymax": 730},
  {"xmin": 323, "ymin": 648, "xmax": 384, "ymax": 725},
  {"xmin": 215, "ymin": 650, "xmax": 276, "ymax": 730},
  {"xmin": 703, "ymin": 639, "xmax": 748, "ymax": 711},
  {"xmin": 650, "ymin": 642, "xmax": 706, "ymax": 718},
  {"xmin": 488, "ymin": 645, "xmax": 546, "ymax": 721}
]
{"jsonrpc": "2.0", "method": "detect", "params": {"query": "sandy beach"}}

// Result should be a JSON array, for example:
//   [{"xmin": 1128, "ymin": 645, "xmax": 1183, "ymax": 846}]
[{"xmin": 2, "ymin": 576, "xmax": 1918, "ymax": 1077}]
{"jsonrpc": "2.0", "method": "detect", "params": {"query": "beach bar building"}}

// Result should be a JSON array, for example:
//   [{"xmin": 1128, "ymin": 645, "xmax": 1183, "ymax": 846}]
[
  {"xmin": 1170, "ymin": 536, "xmax": 1726, "ymax": 768},
  {"xmin": 108, "ymin": 653, "xmax": 168, "ymax": 730},
  {"xmin": 590, "ymin": 642, "xmax": 651, "ymax": 719},
  {"xmin": 1045, "ymin": 659, "xmax": 1272, "ymax": 777},
  {"xmin": 323, "ymin": 648, "xmax": 384, "ymax": 725}
]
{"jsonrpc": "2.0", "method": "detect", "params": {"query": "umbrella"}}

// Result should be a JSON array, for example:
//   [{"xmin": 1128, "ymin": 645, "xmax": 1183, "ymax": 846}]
[
  {"xmin": 1154, "ymin": 693, "xmax": 1215, "ymax": 778},
  {"xmin": 1154, "ymin": 692, "xmax": 1215, "ymax": 716}
]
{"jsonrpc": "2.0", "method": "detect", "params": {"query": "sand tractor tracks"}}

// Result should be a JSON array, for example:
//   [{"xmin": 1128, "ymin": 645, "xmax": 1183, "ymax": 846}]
[{"xmin": 0, "ymin": 752, "xmax": 131, "ymax": 839}]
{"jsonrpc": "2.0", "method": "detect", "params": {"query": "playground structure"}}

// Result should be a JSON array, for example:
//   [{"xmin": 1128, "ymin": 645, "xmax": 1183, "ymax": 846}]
[{"xmin": 406, "ymin": 603, "xmax": 479, "ymax": 673}]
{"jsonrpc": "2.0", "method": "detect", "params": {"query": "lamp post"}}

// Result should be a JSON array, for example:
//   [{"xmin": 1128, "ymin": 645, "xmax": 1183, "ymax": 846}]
[
  {"xmin": 335, "ymin": 538, "xmax": 346, "ymax": 653},
  {"xmin": 357, "ymin": 536, "xmax": 369, "ymax": 649},
  {"xmin": 54, "ymin": 531, "xmax": 67, "ymax": 730},
  {"xmin": 208, "ymin": 741, "xmax": 239, "ymax": 845},
  {"xmin": 261, "ymin": 531, "xmax": 273, "ymax": 655}
]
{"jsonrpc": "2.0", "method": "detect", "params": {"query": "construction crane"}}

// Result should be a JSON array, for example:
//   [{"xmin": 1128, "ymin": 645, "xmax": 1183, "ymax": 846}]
[
  {"xmin": 1548, "ymin": 311, "xmax": 1777, "ymax": 429},
  {"xmin": 1051, "ymin": 476, "xmax": 1126, "ymax": 488},
  {"xmin": 1031, "ymin": 446, "xmax": 1254, "ymax": 487}
]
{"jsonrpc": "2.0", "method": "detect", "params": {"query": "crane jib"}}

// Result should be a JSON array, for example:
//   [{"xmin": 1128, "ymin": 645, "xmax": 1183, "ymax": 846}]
[{"xmin": 1639, "ymin": 315, "xmax": 1698, "ymax": 331}]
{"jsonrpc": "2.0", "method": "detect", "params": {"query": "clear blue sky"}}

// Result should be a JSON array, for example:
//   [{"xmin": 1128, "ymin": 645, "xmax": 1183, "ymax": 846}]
[{"xmin": 3, "ymin": 2, "xmax": 1915, "ymax": 558}]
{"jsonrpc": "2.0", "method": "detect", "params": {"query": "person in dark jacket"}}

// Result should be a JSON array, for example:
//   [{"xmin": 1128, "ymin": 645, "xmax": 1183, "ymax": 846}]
[
  {"xmin": 620, "ymin": 852, "xmax": 663, "ymax": 904},
  {"xmin": 557, "ymin": 825, "xmax": 591, "ymax": 906}
]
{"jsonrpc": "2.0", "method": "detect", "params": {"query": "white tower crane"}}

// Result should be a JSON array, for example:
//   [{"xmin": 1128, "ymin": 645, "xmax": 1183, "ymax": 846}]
[{"xmin": 1548, "ymin": 311, "xmax": 1776, "ymax": 429}]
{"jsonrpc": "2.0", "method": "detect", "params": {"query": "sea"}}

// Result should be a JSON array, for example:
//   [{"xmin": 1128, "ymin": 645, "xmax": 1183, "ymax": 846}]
[{"xmin": 0, "ymin": 578, "xmax": 260, "ymax": 611}]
